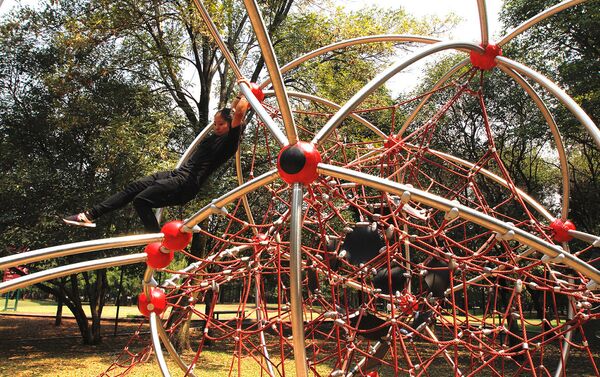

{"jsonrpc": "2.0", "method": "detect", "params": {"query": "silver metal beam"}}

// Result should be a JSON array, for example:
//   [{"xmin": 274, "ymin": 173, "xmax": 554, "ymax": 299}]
[
  {"xmin": 182, "ymin": 169, "xmax": 279, "ymax": 229},
  {"xmin": 189, "ymin": 0, "xmax": 243, "ymax": 79},
  {"xmin": 498, "ymin": 0, "xmax": 587, "ymax": 47},
  {"xmin": 477, "ymin": 0, "xmax": 490, "ymax": 46},
  {"xmin": 242, "ymin": 0, "xmax": 297, "ymax": 144},
  {"xmin": 261, "ymin": 35, "xmax": 442, "ymax": 88},
  {"xmin": 397, "ymin": 59, "xmax": 470, "ymax": 136},
  {"xmin": 239, "ymin": 83, "xmax": 288, "ymax": 146},
  {"xmin": 498, "ymin": 65, "xmax": 570, "ymax": 219},
  {"xmin": 0, "ymin": 253, "xmax": 146, "ymax": 294},
  {"xmin": 316, "ymin": 163, "xmax": 600, "ymax": 284},
  {"xmin": 150, "ymin": 313, "xmax": 171, "ymax": 377},
  {"xmin": 424, "ymin": 146, "xmax": 554, "ymax": 221},
  {"xmin": 312, "ymin": 41, "xmax": 484, "ymax": 146},
  {"xmin": 156, "ymin": 322, "xmax": 197, "ymax": 377},
  {"xmin": 0, "ymin": 233, "xmax": 160, "ymax": 271},
  {"xmin": 497, "ymin": 56, "xmax": 600, "ymax": 149},
  {"xmin": 289, "ymin": 183, "xmax": 308, "ymax": 377}
]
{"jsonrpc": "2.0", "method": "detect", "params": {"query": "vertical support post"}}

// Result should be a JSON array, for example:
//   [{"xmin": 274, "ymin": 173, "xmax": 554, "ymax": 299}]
[{"xmin": 289, "ymin": 183, "xmax": 308, "ymax": 377}]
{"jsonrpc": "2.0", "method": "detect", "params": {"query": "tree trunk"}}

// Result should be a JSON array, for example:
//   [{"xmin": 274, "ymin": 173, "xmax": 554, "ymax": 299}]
[{"xmin": 55, "ymin": 294, "xmax": 63, "ymax": 326}]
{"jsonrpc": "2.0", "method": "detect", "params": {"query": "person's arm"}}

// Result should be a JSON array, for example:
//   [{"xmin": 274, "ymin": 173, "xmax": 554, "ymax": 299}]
[{"xmin": 231, "ymin": 95, "xmax": 249, "ymax": 129}]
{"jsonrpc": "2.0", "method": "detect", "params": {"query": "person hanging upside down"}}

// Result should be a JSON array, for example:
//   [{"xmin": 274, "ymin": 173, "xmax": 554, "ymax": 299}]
[{"xmin": 63, "ymin": 93, "xmax": 250, "ymax": 232}]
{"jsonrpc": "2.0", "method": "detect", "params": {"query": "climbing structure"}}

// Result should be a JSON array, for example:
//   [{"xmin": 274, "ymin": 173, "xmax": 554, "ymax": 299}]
[{"xmin": 0, "ymin": 0, "xmax": 599, "ymax": 376}]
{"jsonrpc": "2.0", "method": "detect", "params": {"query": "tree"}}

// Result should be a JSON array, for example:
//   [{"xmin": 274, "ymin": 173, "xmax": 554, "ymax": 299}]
[{"xmin": 0, "ymin": 3, "xmax": 181, "ymax": 344}]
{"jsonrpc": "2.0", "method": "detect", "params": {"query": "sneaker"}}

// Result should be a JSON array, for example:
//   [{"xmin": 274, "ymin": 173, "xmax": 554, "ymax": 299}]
[{"xmin": 62, "ymin": 212, "xmax": 96, "ymax": 228}]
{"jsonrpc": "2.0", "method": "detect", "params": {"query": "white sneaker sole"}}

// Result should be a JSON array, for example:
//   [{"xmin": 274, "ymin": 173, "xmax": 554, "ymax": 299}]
[{"xmin": 63, "ymin": 218, "xmax": 97, "ymax": 228}]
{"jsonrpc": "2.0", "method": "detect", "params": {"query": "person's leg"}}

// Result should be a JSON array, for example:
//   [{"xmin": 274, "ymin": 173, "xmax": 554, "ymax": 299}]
[
  {"xmin": 132, "ymin": 176, "xmax": 197, "ymax": 233},
  {"xmin": 88, "ymin": 171, "xmax": 173, "ymax": 220}
]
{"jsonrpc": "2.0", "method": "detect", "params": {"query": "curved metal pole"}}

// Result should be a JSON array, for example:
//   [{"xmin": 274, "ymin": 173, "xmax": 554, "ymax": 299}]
[
  {"xmin": 242, "ymin": 0, "xmax": 297, "ymax": 144},
  {"xmin": 260, "ymin": 35, "xmax": 442, "ymax": 89},
  {"xmin": 182, "ymin": 169, "xmax": 279, "ymax": 229},
  {"xmin": 497, "ymin": 57, "xmax": 600, "ymax": 149},
  {"xmin": 150, "ymin": 313, "xmax": 172, "ymax": 377},
  {"xmin": 289, "ymin": 183, "xmax": 308, "ymax": 377},
  {"xmin": 498, "ymin": 0, "xmax": 587, "ymax": 47},
  {"xmin": 424, "ymin": 147, "xmax": 554, "ymax": 221},
  {"xmin": 498, "ymin": 65, "xmax": 570, "ymax": 219},
  {"xmin": 398, "ymin": 59, "xmax": 470, "ymax": 136},
  {"xmin": 156, "ymin": 323, "xmax": 197, "ymax": 377},
  {"xmin": 312, "ymin": 41, "xmax": 485, "ymax": 146},
  {"xmin": 189, "ymin": 0, "xmax": 243, "ymax": 79},
  {"xmin": 267, "ymin": 90, "xmax": 387, "ymax": 138},
  {"xmin": 476, "ymin": 0, "xmax": 490, "ymax": 46},
  {"xmin": 316, "ymin": 163, "xmax": 600, "ymax": 284},
  {"xmin": 0, "ymin": 233, "xmax": 161, "ymax": 271},
  {"xmin": 0, "ymin": 253, "xmax": 146, "ymax": 294}
]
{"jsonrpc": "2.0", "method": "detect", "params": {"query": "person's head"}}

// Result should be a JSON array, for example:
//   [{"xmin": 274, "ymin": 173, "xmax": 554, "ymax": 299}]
[{"xmin": 213, "ymin": 107, "xmax": 233, "ymax": 136}]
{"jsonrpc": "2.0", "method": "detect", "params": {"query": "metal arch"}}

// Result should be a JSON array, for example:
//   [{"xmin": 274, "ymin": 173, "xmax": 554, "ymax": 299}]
[
  {"xmin": 477, "ymin": 0, "xmax": 490, "ymax": 46},
  {"xmin": 498, "ymin": 65, "xmax": 570, "ymax": 220},
  {"xmin": 311, "ymin": 41, "xmax": 485, "ymax": 147},
  {"xmin": 156, "ymin": 324, "xmax": 198, "ymax": 377},
  {"xmin": 397, "ymin": 58, "xmax": 471, "ymax": 136},
  {"xmin": 242, "ymin": 0, "xmax": 297, "ymax": 144},
  {"xmin": 0, "ymin": 233, "xmax": 162, "ymax": 271},
  {"xmin": 189, "ymin": 0, "xmax": 243, "ymax": 80},
  {"xmin": 259, "ymin": 34, "xmax": 443, "ymax": 89},
  {"xmin": 316, "ymin": 162, "xmax": 600, "ymax": 284},
  {"xmin": 424, "ymin": 147, "xmax": 554, "ymax": 221},
  {"xmin": 498, "ymin": 0, "xmax": 588, "ymax": 47},
  {"xmin": 150, "ymin": 314, "xmax": 172, "ymax": 377},
  {"xmin": 0, "ymin": 253, "xmax": 146, "ymax": 294},
  {"xmin": 267, "ymin": 90, "xmax": 387, "ymax": 139},
  {"xmin": 496, "ymin": 56, "xmax": 600, "ymax": 149},
  {"xmin": 182, "ymin": 169, "xmax": 279, "ymax": 229}
]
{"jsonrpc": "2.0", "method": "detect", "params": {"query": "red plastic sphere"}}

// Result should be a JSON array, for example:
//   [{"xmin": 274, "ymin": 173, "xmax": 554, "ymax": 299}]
[
  {"xmin": 399, "ymin": 293, "xmax": 418, "ymax": 315},
  {"xmin": 249, "ymin": 82, "xmax": 265, "ymax": 103},
  {"xmin": 366, "ymin": 372, "xmax": 379, "ymax": 377},
  {"xmin": 145, "ymin": 242, "xmax": 174, "ymax": 269},
  {"xmin": 137, "ymin": 288, "xmax": 167, "ymax": 317},
  {"xmin": 161, "ymin": 220, "xmax": 192, "ymax": 251},
  {"xmin": 470, "ymin": 43, "xmax": 502, "ymax": 71},
  {"xmin": 277, "ymin": 142, "xmax": 322, "ymax": 185},
  {"xmin": 550, "ymin": 218, "xmax": 576, "ymax": 243}
]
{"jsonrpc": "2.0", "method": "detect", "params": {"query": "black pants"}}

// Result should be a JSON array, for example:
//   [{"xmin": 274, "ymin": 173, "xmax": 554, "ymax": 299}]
[{"xmin": 88, "ymin": 170, "xmax": 199, "ymax": 232}]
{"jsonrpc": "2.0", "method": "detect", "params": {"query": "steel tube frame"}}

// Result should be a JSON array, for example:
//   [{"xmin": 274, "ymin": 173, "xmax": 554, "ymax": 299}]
[
  {"xmin": 260, "ymin": 35, "xmax": 442, "ymax": 89},
  {"xmin": 156, "ymin": 323, "xmax": 197, "ymax": 377},
  {"xmin": 316, "ymin": 163, "xmax": 600, "ymax": 284},
  {"xmin": 398, "ymin": 59, "xmax": 470, "ymax": 136},
  {"xmin": 289, "ymin": 183, "xmax": 308, "ymax": 377},
  {"xmin": 424, "ymin": 147, "xmax": 554, "ymax": 221},
  {"xmin": 242, "ymin": 0, "xmax": 297, "ymax": 144},
  {"xmin": 498, "ymin": 0, "xmax": 587, "ymax": 46},
  {"xmin": 0, "ymin": 233, "xmax": 161, "ymax": 271},
  {"xmin": 150, "ymin": 313, "xmax": 171, "ymax": 377},
  {"xmin": 0, "ymin": 253, "xmax": 146, "ymax": 294},
  {"xmin": 477, "ymin": 0, "xmax": 490, "ymax": 46},
  {"xmin": 498, "ymin": 65, "xmax": 570, "ymax": 219},
  {"xmin": 182, "ymin": 169, "xmax": 278, "ymax": 229},
  {"xmin": 312, "ymin": 41, "xmax": 485, "ymax": 146},
  {"xmin": 497, "ymin": 57, "xmax": 600, "ymax": 149}
]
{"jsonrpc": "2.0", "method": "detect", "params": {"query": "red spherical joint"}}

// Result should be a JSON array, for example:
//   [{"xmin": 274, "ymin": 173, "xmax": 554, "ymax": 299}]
[
  {"xmin": 137, "ymin": 288, "xmax": 167, "ymax": 317},
  {"xmin": 549, "ymin": 218, "xmax": 576, "ymax": 243},
  {"xmin": 161, "ymin": 220, "xmax": 192, "ymax": 251},
  {"xmin": 277, "ymin": 141, "xmax": 322, "ymax": 185},
  {"xmin": 249, "ymin": 82, "xmax": 265, "ymax": 103},
  {"xmin": 384, "ymin": 135, "xmax": 403, "ymax": 153},
  {"xmin": 145, "ymin": 242, "xmax": 174, "ymax": 269},
  {"xmin": 366, "ymin": 372, "xmax": 379, "ymax": 377},
  {"xmin": 470, "ymin": 43, "xmax": 502, "ymax": 71},
  {"xmin": 398, "ymin": 292, "xmax": 418, "ymax": 315}
]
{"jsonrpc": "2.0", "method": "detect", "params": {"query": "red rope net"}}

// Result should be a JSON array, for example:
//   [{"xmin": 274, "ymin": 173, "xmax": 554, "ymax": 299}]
[{"xmin": 102, "ymin": 68, "xmax": 600, "ymax": 376}]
